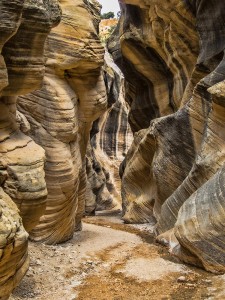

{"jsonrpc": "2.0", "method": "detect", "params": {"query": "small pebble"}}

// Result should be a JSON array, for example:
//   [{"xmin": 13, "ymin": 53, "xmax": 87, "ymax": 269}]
[
  {"xmin": 177, "ymin": 276, "xmax": 187, "ymax": 283},
  {"xmin": 202, "ymin": 279, "xmax": 212, "ymax": 284},
  {"xmin": 208, "ymin": 287, "xmax": 217, "ymax": 293},
  {"xmin": 186, "ymin": 283, "xmax": 196, "ymax": 287},
  {"xmin": 36, "ymin": 259, "xmax": 42, "ymax": 266}
]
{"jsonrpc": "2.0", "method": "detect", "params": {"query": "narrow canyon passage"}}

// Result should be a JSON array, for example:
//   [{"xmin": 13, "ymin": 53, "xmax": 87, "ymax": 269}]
[
  {"xmin": 2, "ymin": 0, "xmax": 225, "ymax": 299},
  {"xmin": 9, "ymin": 212, "xmax": 225, "ymax": 300}
]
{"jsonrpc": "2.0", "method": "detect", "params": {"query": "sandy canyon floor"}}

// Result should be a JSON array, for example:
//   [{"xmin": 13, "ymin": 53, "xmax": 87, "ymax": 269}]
[{"xmin": 9, "ymin": 212, "xmax": 225, "ymax": 300}]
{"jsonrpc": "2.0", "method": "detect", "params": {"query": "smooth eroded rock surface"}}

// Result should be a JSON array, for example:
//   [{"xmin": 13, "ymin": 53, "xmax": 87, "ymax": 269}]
[
  {"xmin": 17, "ymin": 0, "xmax": 107, "ymax": 244},
  {"xmin": 88, "ymin": 51, "xmax": 133, "ymax": 213},
  {"xmin": 0, "ymin": 188, "xmax": 29, "ymax": 299},
  {"xmin": 0, "ymin": 0, "xmax": 61, "ymax": 297},
  {"xmin": 109, "ymin": 0, "xmax": 225, "ymax": 273}
]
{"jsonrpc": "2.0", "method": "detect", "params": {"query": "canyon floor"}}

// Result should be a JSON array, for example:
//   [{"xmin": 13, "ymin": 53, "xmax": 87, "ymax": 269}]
[{"xmin": 9, "ymin": 212, "xmax": 225, "ymax": 300}]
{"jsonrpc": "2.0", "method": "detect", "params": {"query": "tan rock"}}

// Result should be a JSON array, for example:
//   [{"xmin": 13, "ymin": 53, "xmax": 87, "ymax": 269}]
[
  {"xmin": 109, "ymin": 0, "xmax": 200, "ymax": 224},
  {"xmin": 18, "ymin": 0, "xmax": 107, "ymax": 244},
  {"xmin": 0, "ymin": 188, "xmax": 29, "ymax": 299},
  {"xmin": 110, "ymin": 0, "xmax": 225, "ymax": 272},
  {"xmin": 88, "ymin": 51, "xmax": 133, "ymax": 213},
  {"xmin": 0, "ymin": 0, "xmax": 61, "ymax": 297}
]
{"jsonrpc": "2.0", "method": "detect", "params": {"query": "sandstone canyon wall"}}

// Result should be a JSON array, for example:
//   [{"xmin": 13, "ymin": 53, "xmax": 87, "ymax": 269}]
[
  {"xmin": 0, "ymin": 0, "xmax": 61, "ymax": 298},
  {"xmin": 2, "ymin": 1, "xmax": 225, "ymax": 299},
  {"xmin": 109, "ymin": 0, "xmax": 225, "ymax": 273},
  {"xmin": 17, "ymin": 0, "xmax": 107, "ymax": 244},
  {"xmin": 0, "ymin": 0, "xmax": 118, "ymax": 296},
  {"xmin": 87, "ymin": 51, "xmax": 133, "ymax": 213}
]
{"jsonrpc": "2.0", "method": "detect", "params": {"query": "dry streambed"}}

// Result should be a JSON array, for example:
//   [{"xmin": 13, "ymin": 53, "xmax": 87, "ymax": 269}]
[{"xmin": 9, "ymin": 214, "xmax": 225, "ymax": 300}]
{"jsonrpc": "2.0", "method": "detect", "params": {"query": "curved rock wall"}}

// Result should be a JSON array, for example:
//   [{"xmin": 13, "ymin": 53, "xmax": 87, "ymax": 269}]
[
  {"xmin": 0, "ymin": 0, "xmax": 61, "ymax": 298},
  {"xmin": 109, "ymin": 0, "xmax": 199, "ymax": 132},
  {"xmin": 0, "ymin": 188, "xmax": 29, "ymax": 300},
  {"xmin": 17, "ymin": 0, "xmax": 107, "ymax": 244},
  {"xmin": 110, "ymin": 0, "xmax": 225, "ymax": 273},
  {"xmin": 88, "ymin": 51, "xmax": 133, "ymax": 213},
  {"xmin": 109, "ymin": 0, "xmax": 200, "ymax": 222}
]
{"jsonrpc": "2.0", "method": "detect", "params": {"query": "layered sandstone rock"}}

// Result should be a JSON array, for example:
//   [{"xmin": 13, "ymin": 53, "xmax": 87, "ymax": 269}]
[
  {"xmin": 0, "ymin": 188, "xmax": 29, "ymax": 300},
  {"xmin": 87, "ymin": 51, "xmax": 133, "ymax": 213},
  {"xmin": 0, "ymin": 0, "xmax": 61, "ymax": 297},
  {"xmin": 109, "ymin": 0, "xmax": 199, "ymax": 132},
  {"xmin": 109, "ymin": 0, "xmax": 199, "ymax": 222},
  {"xmin": 110, "ymin": 0, "xmax": 225, "ymax": 272},
  {"xmin": 17, "ymin": 0, "xmax": 107, "ymax": 244}
]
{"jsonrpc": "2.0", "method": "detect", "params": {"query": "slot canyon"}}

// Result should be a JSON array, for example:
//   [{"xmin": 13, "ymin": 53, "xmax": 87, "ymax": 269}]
[{"xmin": 1, "ymin": 0, "xmax": 225, "ymax": 299}]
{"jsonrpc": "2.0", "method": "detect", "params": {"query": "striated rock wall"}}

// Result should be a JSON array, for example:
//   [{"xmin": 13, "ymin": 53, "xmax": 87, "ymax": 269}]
[
  {"xmin": 109, "ymin": 0, "xmax": 200, "ymax": 222},
  {"xmin": 0, "ymin": 188, "xmax": 29, "ymax": 300},
  {"xmin": 0, "ymin": 0, "xmax": 61, "ymax": 298},
  {"xmin": 17, "ymin": 0, "xmax": 107, "ymax": 244},
  {"xmin": 110, "ymin": 0, "xmax": 225, "ymax": 273},
  {"xmin": 109, "ymin": 0, "xmax": 199, "ymax": 132},
  {"xmin": 87, "ymin": 51, "xmax": 133, "ymax": 213}
]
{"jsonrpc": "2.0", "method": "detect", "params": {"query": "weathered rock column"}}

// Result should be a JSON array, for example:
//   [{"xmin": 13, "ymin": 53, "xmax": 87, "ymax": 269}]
[
  {"xmin": 18, "ymin": 0, "xmax": 107, "ymax": 244},
  {"xmin": 0, "ymin": 0, "xmax": 61, "ymax": 297}
]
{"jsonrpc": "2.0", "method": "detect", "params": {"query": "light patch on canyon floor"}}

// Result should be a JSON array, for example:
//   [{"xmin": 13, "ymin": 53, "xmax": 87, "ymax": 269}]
[
  {"xmin": 120, "ymin": 257, "xmax": 186, "ymax": 281},
  {"xmin": 9, "ymin": 213, "xmax": 225, "ymax": 300}
]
